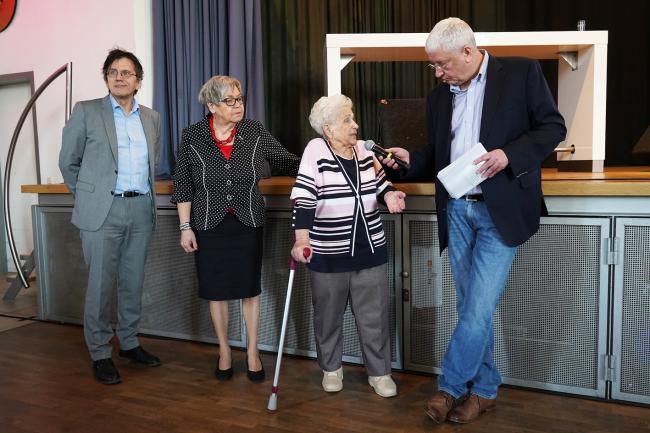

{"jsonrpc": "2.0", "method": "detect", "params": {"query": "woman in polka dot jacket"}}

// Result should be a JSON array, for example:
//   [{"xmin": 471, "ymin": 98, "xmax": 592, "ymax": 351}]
[{"xmin": 172, "ymin": 75, "xmax": 300, "ymax": 382}]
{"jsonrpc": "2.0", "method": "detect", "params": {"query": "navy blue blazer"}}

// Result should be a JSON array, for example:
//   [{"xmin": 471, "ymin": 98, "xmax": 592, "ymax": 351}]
[{"xmin": 407, "ymin": 56, "xmax": 567, "ymax": 251}]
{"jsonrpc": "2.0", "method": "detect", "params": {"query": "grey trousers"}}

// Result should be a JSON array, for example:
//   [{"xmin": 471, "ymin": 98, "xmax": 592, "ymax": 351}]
[
  {"xmin": 310, "ymin": 264, "xmax": 392, "ymax": 376},
  {"xmin": 80, "ymin": 195, "xmax": 153, "ymax": 361}
]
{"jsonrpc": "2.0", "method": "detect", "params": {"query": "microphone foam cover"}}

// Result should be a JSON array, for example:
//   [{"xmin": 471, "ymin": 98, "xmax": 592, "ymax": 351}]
[{"xmin": 364, "ymin": 140, "xmax": 375, "ymax": 151}]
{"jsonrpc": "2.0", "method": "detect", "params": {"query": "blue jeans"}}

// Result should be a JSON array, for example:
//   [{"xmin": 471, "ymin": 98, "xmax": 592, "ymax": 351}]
[{"xmin": 437, "ymin": 199, "xmax": 517, "ymax": 399}]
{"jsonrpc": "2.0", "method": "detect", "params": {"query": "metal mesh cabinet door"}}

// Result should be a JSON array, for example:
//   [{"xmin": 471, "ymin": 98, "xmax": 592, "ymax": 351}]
[
  {"xmin": 258, "ymin": 212, "xmax": 316, "ymax": 358},
  {"xmin": 404, "ymin": 214, "xmax": 609, "ymax": 397},
  {"xmin": 34, "ymin": 206, "xmax": 88, "ymax": 323},
  {"xmin": 258, "ymin": 212, "xmax": 402, "ymax": 368},
  {"xmin": 403, "ymin": 215, "xmax": 455, "ymax": 371},
  {"xmin": 612, "ymin": 218, "xmax": 650, "ymax": 404},
  {"xmin": 495, "ymin": 217, "xmax": 609, "ymax": 397},
  {"xmin": 139, "ymin": 210, "xmax": 243, "ymax": 346}
]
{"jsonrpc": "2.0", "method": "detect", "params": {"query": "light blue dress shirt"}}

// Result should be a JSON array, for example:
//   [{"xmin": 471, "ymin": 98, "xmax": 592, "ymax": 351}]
[
  {"xmin": 449, "ymin": 50, "xmax": 489, "ymax": 194},
  {"xmin": 110, "ymin": 94, "xmax": 150, "ymax": 194}
]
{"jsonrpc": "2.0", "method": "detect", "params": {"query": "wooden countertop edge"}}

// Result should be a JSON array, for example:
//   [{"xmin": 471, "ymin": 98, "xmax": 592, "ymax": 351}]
[{"xmin": 21, "ymin": 177, "xmax": 650, "ymax": 197}]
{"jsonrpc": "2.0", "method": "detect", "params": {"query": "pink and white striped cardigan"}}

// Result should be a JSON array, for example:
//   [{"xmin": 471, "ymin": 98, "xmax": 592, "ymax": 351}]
[{"xmin": 290, "ymin": 138, "xmax": 395, "ymax": 272}]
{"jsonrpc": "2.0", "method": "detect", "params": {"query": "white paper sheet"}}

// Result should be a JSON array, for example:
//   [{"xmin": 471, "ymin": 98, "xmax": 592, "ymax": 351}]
[{"xmin": 436, "ymin": 142, "xmax": 488, "ymax": 199}]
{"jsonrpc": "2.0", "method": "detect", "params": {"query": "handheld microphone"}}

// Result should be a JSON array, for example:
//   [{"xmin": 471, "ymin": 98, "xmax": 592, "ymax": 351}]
[{"xmin": 364, "ymin": 140, "xmax": 411, "ymax": 169}]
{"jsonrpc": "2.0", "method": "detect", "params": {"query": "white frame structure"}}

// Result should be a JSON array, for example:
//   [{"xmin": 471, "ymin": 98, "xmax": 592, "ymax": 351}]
[{"xmin": 325, "ymin": 31, "xmax": 608, "ymax": 172}]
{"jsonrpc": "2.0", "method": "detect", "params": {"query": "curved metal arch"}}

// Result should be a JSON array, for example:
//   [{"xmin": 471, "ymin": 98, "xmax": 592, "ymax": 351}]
[{"xmin": 4, "ymin": 62, "xmax": 72, "ymax": 288}]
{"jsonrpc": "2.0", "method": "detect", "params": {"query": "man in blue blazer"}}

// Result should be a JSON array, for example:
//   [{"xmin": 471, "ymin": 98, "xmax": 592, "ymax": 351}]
[
  {"xmin": 384, "ymin": 18, "xmax": 566, "ymax": 423},
  {"xmin": 59, "ymin": 48, "xmax": 161, "ymax": 385}
]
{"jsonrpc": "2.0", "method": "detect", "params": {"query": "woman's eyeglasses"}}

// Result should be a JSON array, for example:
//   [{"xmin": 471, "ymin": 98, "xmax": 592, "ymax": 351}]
[{"xmin": 218, "ymin": 96, "xmax": 245, "ymax": 107}]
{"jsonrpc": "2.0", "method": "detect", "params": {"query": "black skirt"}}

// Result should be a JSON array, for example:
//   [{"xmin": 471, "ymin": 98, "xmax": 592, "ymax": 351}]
[{"xmin": 194, "ymin": 214, "xmax": 263, "ymax": 301}]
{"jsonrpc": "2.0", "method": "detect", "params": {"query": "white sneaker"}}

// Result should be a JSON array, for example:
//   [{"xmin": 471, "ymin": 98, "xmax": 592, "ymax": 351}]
[
  {"xmin": 368, "ymin": 374, "xmax": 397, "ymax": 397},
  {"xmin": 322, "ymin": 367, "xmax": 343, "ymax": 392}
]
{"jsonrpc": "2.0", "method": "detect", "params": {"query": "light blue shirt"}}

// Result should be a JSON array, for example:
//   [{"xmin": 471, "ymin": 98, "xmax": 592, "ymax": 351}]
[
  {"xmin": 110, "ymin": 94, "xmax": 150, "ymax": 194},
  {"xmin": 449, "ymin": 50, "xmax": 489, "ymax": 194}
]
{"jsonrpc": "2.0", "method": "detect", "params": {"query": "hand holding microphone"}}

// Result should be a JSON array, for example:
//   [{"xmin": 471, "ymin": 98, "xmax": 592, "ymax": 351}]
[{"xmin": 364, "ymin": 140, "xmax": 411, "ymax": 170}]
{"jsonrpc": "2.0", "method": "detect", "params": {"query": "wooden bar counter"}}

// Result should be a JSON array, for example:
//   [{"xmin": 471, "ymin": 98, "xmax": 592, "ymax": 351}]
[{"xmin": 21, "ymin": 167, "xmax": 650, "ymax": 197}]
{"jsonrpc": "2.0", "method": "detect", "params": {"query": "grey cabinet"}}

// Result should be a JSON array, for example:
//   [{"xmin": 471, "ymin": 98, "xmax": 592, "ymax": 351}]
[
  {"xmin": 402, "ymin": 214, "xmax": 611, "ymax": 398},
  {"xmin": 33, "ymin": 207, "xmax": 402, "ymax": 368},
  {"xmin": 32, "ymin": 202, "xmax": 647, "ymax": 402}
]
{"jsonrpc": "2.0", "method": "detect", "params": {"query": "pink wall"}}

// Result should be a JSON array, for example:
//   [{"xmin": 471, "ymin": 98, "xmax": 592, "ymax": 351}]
[{"xmin": 0, "ymin": 0, "xmax": 152, "ymax": 182}]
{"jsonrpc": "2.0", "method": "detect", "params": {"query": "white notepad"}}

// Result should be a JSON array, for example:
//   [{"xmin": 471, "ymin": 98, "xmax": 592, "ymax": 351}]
[{"xmin": 436, "ymin": 142, "xmax": 488, "ymax": 199}]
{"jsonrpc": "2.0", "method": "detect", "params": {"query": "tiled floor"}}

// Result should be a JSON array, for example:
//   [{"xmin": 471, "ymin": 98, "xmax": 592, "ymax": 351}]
[{"xmin": 0, "ymin": 274, "xmax": 38, "ymax": 332}]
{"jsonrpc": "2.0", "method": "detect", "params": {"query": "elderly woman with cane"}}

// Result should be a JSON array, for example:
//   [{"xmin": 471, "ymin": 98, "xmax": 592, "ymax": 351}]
[
  {"xmin": 172, "ymin": 75, "xmax": 300, "ymax": 382},
  {"xmin": 290, "ymin": 94, "xmax": 406, "ymax": 397}
]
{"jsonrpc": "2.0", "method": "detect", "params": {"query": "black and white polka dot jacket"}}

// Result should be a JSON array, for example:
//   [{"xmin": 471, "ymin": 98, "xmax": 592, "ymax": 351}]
[{"xmin": 172, "ymin": 116, "xmax": 300, "ymax": 230}]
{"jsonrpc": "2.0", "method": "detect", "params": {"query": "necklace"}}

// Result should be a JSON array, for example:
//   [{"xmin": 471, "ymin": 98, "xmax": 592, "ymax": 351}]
[
  {"xmin": 213, "ymin": 126, "xmax": 237, "ymax": 146},
  {"xmin": 209, "ymin": 114, "xmax": 237, "ymax": 147}
]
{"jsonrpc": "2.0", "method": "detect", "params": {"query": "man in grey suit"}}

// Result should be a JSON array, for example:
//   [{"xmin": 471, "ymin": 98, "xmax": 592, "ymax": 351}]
[{"xmin": 59, "ymin": 48, "xmax": 162, "ymax": 385}]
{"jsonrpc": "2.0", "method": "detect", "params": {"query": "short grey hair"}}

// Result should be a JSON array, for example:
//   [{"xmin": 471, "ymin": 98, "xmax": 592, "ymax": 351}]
[
  {"xmin": 198, "ymin": 75, "xmax": 242, "ymax": 105},
  {"xmin": 309, "ymin": 94, "xmax": 353, "ymax": 136},
  {"xmin": 425, "ymin": 17, "xmax": 476, "ymax": 55}
]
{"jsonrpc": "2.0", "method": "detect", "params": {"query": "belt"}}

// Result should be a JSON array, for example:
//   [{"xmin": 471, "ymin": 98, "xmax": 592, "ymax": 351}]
[
  {"xmin": 460, "ymin": 194, "xmax": 484, "ymax": 202},
  {"xmin": 112, "ymin": 191, "xmax": 144, "ymax": 198}
]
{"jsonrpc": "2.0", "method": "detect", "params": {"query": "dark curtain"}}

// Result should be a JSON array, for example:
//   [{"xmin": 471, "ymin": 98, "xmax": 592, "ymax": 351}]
[
  {"xmin": 152, "ymin": 0, "xmax": 266, "ymax": 178},
  {"xmin": 262, "ymin": 0, "xmax": 650, "ymax": 166},
  {"xmin": 261, "ymin": 0, "xmax": 503, "ymax": 155}
]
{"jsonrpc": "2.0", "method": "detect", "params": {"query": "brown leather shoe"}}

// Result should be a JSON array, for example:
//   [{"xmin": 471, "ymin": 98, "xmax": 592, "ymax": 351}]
[
  {"xmin": 448, "ymin": 393, "xmax": 496, "ymax": 423},
  {"xmin": 424, "ymin": 391, "xmax": 455, "ymax": 424}
]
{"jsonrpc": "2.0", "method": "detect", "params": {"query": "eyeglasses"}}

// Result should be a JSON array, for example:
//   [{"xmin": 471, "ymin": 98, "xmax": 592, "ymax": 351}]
[
  {"xmin": 107, "ymin": 69, "xmax": 137, "ymax": 79},
  {"xmin": 427, "ymin": 62, "xmax": 450, "ymax": 73},
  {"xmin": 217, "ymin": 96, "xmax": 245, "ymax": 107}
]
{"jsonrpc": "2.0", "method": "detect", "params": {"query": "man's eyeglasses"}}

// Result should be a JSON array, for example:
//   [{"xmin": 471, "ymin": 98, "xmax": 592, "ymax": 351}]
[
  {"xmin": 218, "ymin": 96, "xmax": 245, "ymax": 107},
  {"xmin": 427, "ymin": 62, "xmax": 450, "ymax": 73},
  {"xmin": 107, "ymin": 69, "xmax": 137, "ymax": 79}
]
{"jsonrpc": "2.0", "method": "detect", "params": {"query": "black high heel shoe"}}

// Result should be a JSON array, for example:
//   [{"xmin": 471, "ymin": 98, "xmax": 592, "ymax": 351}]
[
  {"xmin": 215, "ymin": 356, "xmax": 233, "ymax": 381},
  {"xmin": 247, "ymin": 356, "xmax": 265, "ymax": 382}
]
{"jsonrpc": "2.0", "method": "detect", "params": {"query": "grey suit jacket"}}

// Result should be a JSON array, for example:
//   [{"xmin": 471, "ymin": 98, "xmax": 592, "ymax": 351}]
[{"xmin": 59, "ymin": 95, "xmax": 161, "ymax": 231}]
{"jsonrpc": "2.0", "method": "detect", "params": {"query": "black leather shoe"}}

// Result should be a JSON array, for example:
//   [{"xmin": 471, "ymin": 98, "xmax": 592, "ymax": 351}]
[
  {"xmin": 93, "ymin": 358, "xmax": 121, "ymax": 385},
  {"xmin": 215, "ymin": 356, "xmax": 233, "ymax": 381},
  {"xmin": 247, "ymin": 356, "xmax": 265, "ymax": 382},
  {"xmin": 118, "ymin": 346, "xmax": 161, "ymax": 367}
]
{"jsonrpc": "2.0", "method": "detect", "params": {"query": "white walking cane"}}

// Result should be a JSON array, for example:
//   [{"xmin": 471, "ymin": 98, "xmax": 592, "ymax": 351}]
[{"xmin": 267, "ymin": 246, "xmax": 311, "ymax": 413}]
